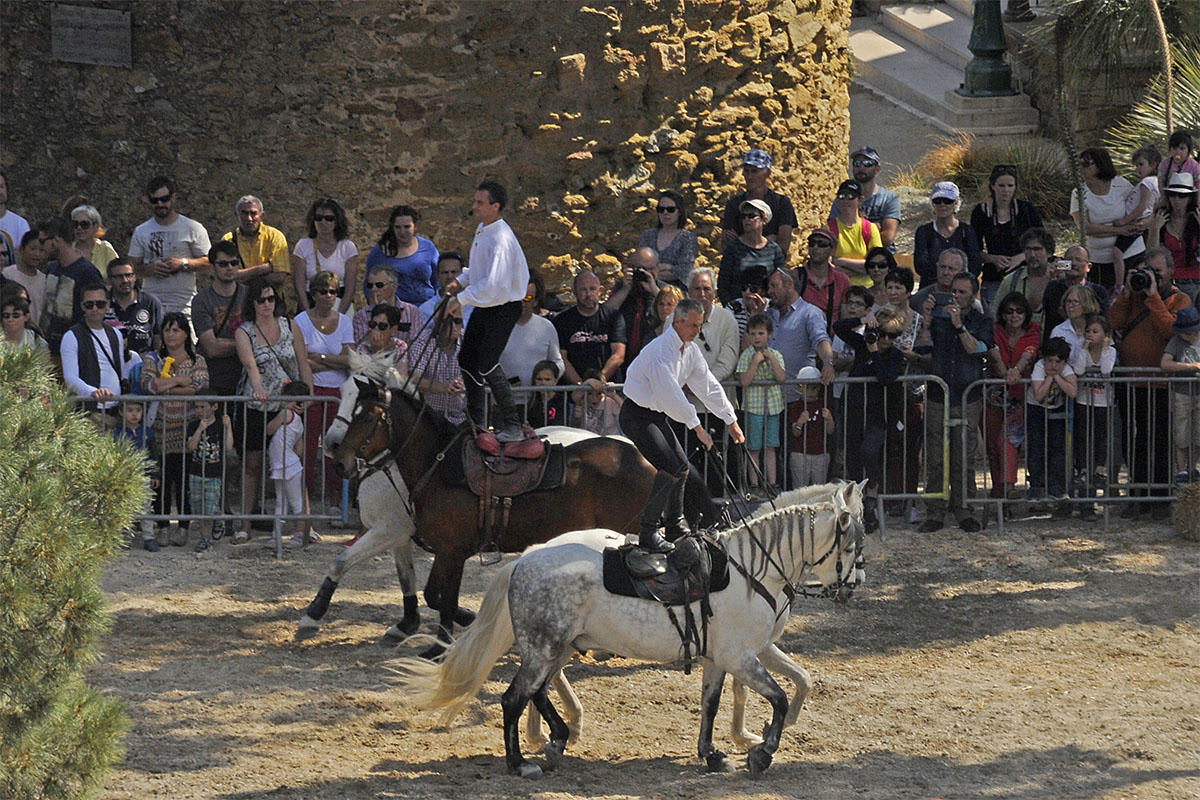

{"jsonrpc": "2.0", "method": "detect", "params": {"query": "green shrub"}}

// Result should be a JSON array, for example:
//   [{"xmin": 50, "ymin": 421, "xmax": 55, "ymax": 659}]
[
  {"xmin": 0, "ymin": 347, "xmax": 147, "ymax": 799},
  {"xmin": 898, "ymin": 133, "xmax": 1076, "ymax": 219},
  {"xmin": 1104, "ymin": 41, "xmax": 1200, "ymax": 165}
]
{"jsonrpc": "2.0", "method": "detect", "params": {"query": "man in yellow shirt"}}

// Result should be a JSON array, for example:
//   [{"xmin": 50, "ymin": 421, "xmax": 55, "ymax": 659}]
[{"xmin": 221, "ymin": 195, "xmax": 290, "ymax": 290}]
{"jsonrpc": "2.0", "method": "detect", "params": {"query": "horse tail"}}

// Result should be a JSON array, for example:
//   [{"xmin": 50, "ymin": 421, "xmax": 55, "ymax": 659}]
[{"xmin": 392, "ymin": 559, "xmax": 518, "ymax": 726}]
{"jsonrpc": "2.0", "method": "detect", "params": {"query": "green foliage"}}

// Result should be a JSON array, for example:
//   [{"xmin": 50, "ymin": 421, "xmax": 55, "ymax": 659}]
[
  {"xmin": 898, "ymin": 133, "xmax": 1075, "ymax": 218},
  {"xmin": 1104, "ymin": 42, "xmax": 1200, "ymax": 162},
  {"xmin": 0, "ymin": 347, "xmax": 148, "ymax": 799}
]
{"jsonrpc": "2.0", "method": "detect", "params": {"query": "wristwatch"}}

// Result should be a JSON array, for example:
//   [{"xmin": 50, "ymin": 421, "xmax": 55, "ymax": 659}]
[
  {"xmin": 181, "ymin": 258, "xmax": 190, "ymax": 271},
  {"xmin": 954, "ymin": 325, "xmax": 966, "ymax": 334}
]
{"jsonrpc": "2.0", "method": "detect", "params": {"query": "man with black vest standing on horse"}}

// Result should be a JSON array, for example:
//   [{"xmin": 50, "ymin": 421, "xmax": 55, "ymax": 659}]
[
  {"xmin": 621, "ymin": 298, "xmax": 745, "ymax": 553},
  {"xmin": 445, "ymin": 179, "xmax": 529, "ymax": 443}
]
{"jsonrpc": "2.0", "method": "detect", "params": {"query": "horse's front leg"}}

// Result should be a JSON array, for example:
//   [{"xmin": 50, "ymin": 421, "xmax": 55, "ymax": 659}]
[
  {"xmin": 731, "ymin": 658, "xmax": 788, "ymax": 777},
  {"xmin": 297, "ymin": 519, "xmax": 398, "ymax": 639},
  {"xmin": 759, "ymin": 644, "xmax": 811, "ymax": 726},
  {"xmin": 698, "ymin": 662, "xmax": 735, "ymax": 773},
  {"xmin": 381, "ymin": 525, "xmax": 420, "ymax": 644}
]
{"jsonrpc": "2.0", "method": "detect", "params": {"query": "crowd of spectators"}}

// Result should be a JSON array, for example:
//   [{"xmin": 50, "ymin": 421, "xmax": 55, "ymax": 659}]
[{"xmin": 1, "ymin": 131, "xmax": 1198, "ymax": 545}]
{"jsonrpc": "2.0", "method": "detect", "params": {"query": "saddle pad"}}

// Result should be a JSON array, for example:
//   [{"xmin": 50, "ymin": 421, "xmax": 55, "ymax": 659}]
[
  {"xmin": 446, "ymin": 437, "xmax": 566, "ymax": 496},
  {"xmin": 602, "ymin": 538, "xmax": 730, "ymax": 601}
]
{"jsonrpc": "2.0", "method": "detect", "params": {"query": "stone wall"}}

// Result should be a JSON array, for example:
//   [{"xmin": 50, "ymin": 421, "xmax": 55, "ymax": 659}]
[{"xmin": 0, "ymin": 0, "xmax": 852, "ymax": 295}]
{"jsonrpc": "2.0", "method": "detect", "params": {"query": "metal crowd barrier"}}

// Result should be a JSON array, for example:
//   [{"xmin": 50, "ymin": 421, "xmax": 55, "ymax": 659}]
[{"xmin": 83, "ymin": 393, "xmax": 348, "ymax": 535}]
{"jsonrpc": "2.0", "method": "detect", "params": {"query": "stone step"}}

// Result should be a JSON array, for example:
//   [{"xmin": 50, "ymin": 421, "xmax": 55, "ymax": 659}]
[
  {"xmin": 946, "ymin": 0, "xmax": 974, "ymax": 17},
  {"xmin": 881, "ymin": 2, "xmax": 973, "ymax": 71},
  {"xmin": 849, "ymin": 22, "xmax": 964, "ymax": 128}
]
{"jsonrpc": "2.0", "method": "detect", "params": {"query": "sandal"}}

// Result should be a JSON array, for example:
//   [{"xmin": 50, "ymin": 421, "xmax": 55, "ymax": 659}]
[{"xmin": 232, "ymin": 530, "xmax": 249, "ymax": 545}]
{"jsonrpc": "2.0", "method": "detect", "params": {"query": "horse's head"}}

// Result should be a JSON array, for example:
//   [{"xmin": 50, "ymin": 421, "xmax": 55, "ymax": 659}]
[
  {"xmin": 824, "ymin": 479, "xmax": 868, "ymax": 602},
  {"xmin": 323, "ymin": 374, "xmax": 368, "ymax": 458},
  {"xmin": 330, "ymin": 379, "xmax": 394, "ymax": 479}
]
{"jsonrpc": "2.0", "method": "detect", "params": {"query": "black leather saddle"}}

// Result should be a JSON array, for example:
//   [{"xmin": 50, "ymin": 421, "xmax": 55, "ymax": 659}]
[{"xmin": 602, "ymin": 534, "xmax": 730, "ymax": 606}]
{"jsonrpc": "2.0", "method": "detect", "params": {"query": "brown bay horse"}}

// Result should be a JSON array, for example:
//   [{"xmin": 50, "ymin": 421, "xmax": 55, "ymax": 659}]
[{"xmin": 327, "ymin": 380, "xmax": 719, "ymax": 657}]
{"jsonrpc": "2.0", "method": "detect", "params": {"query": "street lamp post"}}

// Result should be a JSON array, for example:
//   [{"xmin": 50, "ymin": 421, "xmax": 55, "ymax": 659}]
[{"xmin": 956, "ymin": 0, "xmax": 1018, "ymax": 97}]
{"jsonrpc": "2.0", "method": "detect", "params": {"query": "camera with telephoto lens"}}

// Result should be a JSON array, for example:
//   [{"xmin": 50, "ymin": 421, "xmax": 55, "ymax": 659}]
[
  {"xmin": 1128, "ymin": 269, "xmax": 1153, "ymax": 292},
  {"xmin": 862, "ymin": 329, "xmax": 879, "ymax": 345},
  {"xmin": 632, "ymin": 268, "xmax": 651, "ymax": 283}
]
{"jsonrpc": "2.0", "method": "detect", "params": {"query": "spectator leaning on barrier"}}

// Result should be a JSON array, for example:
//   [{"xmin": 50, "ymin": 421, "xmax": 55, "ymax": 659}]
[
  {"xmin": 1161, "ymin": 306, "xmax": 1200, "ymax": 484},
  {"xmin": 915, "ymin": 270, "xmax": 994, "ymax": 533},
  {"xmin": 1109, "ymin": 246, "xmax": 1191, "ymax": 521}
]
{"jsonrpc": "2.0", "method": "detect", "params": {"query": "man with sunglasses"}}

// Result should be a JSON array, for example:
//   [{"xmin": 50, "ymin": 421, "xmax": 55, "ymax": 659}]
[
  {"xmin": 720, "ymin": 148, "xmax": 798, "ymax": 258},
  {"xmin": 128, "ymin": 176, "xmax": 212, "ymax": 320},
  {"xmin": 193, "ymin": 240, "xmax": 248, "ymax": 399},
  {"xmin": 34, "ymin": 218, "xmax": 104, "ymax": 354},
  {"xmin": 105, "ymin": 257, "xmax": 163, "ymax": 359},
  {"xmin": 830, "ymin": 146, "xmax": 901, "ymax": 252},
  {"xmin": 61, "ymin": 283, "xmax": 133, "ymax": 428},
  {"xmin": 795, "ymin": 227, "xmax": 850, "ymax": 329}
]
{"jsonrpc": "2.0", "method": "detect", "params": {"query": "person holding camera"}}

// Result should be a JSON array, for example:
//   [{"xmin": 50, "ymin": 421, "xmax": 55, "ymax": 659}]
[
  {"xmin": 604, "ymin": 247, "xmax": 663, "ymax": 377},
  {"xmin": 1109, "ymin": 246, "xmax": 1192, "ymax": 520}
]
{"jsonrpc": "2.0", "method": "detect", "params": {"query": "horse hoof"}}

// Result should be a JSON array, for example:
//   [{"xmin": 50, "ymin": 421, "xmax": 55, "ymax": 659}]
[
  {"xmin": 418, "ymin": 642, "xmax": 446, "ymax": 661},
  {"xmin": 513, "ymin": 762, "xmax": 543, "ymax": 779},
  {"xmin": 746, "ymin": 746, "xmax": 773, "ymax": 776},
  {"xmin": 542, "ymin": 740, "xmax": 566, "ymax": 770},
  {"xmin": 294, "ymin": 617, "xmax": 320, "ymax": 641},
  {"xmin": 705, "ymin": 750, "xmax": 734, "ymax": 773},
  {"xmin": 453, "ymin": 607, "xmax": 476, "ymax": 627},
  {"xmin": 378, "ymin": 626, "xmax": 408, "ymax": 646}
]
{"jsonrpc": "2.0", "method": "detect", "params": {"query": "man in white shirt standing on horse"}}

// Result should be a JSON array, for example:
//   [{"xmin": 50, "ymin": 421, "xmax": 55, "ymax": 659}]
[
  {"xmin": 446, "ymin": 179, "xmax": 530, "ymax": 443},
  {"xmin": 621, "ymin": 298, "xmax": 746, "ymax": 553}
]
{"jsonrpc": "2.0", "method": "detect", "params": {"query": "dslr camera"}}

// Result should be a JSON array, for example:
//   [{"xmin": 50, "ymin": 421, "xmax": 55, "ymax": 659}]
[
  {"xmin": 1128, "ymin": 268, "xmax": 1154, "ymax": 292},
  {"xmin": 862, "ymin": 329, "xmax": 879, "ymax": 345},
  {"xmin": 632, "ymin": 268, "xmax": 651, "ymax": 283}
]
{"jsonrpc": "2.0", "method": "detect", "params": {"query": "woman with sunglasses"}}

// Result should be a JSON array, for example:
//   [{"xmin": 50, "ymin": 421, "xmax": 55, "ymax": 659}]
[
  {"xmin": 638, "ymin": 190, "xmax": 697, "ymax": 289},
  {"xmin": 1, "ymin": 295, "xmax": 46, "ymax": 351},
  {"xmin": 294, "ymin": 198, "xmax": 358, "ymax": 314},
  {"xmin": 985, "ymin": 292, "xmax": 1039, "ymax": 503},
  {"xmin": 716, "ymin": 198, "xmax": 785, "ymax": 306},
  {"xmin": 140, "ymin": 312, "xmax": 209, "ymax": 547},
  {"xmin": 365, "ymin": 204, "xmax": 439, "ymax": 306},
  {"xmin": 1147, "ymin": 173, "xmax": 1200, "ymax": 306},
  {"xmin": 69, "ymin": 204, "xmax": 119, "ymax": 276},
  {"xmin": 297, "ymin": 270, "xmax": 355, "ymax": 498},
  {"xmin": 235, "ymin": 277, "xmax": 314, "ymax": 545},
  {"xmin": 970, "ymin": 165, "xmax": 1042, "ymax": 309},
  {"xmin": 864, "ymin": 247, "xmax": 896, "ymax": 311},
  {"xmin": 1071, "ymin": 147, "xmax": 1138, "ymax": 292},
  {"xmin": 356, "ymin": 304, "xmax": 408, "ymax": 364},
  {"xmin": 913, "ymin": 181, "xmax": 982, "ymax": 286}
]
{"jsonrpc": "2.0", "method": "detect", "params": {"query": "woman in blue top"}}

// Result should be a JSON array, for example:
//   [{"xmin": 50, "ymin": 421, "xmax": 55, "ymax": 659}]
[{"xmin": 364, "ymin": 204, "xmax": 439, "ymax": 305}]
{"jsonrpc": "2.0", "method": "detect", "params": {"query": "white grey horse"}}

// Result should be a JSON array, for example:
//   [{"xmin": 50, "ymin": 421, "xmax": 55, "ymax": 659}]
[{"xmin": 394, "ymin": 481, "xmax": 866, "ymax": 778}]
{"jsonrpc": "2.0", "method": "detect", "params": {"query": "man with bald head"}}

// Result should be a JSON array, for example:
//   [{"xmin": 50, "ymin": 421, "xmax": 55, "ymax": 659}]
[
  {"xmin": 554, "ymin": 268, "xmax": 626, "ymax": 384},
  {"xmin": 604, "ymin": 247, "xmax": 663, "ymax": 377}
]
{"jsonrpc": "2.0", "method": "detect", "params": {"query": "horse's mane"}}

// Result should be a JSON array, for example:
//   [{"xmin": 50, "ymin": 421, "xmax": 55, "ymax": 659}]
[{"xmin": 743, "ymin": 482, "xmax": 849, "ymax": 523}]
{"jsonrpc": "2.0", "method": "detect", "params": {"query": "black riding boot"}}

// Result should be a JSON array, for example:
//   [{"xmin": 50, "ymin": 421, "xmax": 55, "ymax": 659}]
[
  {"xmin": 483, "ymin": 368, "xmax": 524, "ymax": 443},
  {"xmin": 461, "ymin": 369, "xmax": 487, "ymax": 430},
  {"xmin": 638, "ymin": 471, "xmax": 675, "ymax": 553},
  {"xmin": 663, "ymin": 470, "xmax": 690, "ymax": 541}
]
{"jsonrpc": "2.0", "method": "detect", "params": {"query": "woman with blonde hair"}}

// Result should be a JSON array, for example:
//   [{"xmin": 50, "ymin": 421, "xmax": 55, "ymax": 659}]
[{"xmin": 71, "ymin": 204, "xmax": 119, "ymax": 275}]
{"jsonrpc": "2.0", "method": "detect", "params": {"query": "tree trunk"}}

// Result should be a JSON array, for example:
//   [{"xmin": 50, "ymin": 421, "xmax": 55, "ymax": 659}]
[{"xmin": 1146, "ymin": 0, "xmax": 1174, "ymax": 133}]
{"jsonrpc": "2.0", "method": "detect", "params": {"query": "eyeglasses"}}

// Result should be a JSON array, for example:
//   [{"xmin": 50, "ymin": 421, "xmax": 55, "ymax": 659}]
[
  {"xmin": 451, "ymin": 318, "xmax": 464, "ymax": 326},
  {"xmin": 314, "ymin": 288, "xmax": 338, "ymax": 296},
  {"xmin": 740, "ymin": 212, "xmax": 763, "ymax": 220},
  {"xmin": 367, "ymin": 281, "xmax": 394, "ymax": 290},
  {"xmin": 867, "ymin": 261, "xmax": 890, "ymax": 269},
  {"xmin": 1002, "ymin": 308, "xmax": 1025, "ymax": 315},
  {"xmin": 367, "ymin": 321, "xmax": 394, "ymax": 330},
  {"xmin": 148, "ymin": 193, "xmax": 172, "ymax": 205},
  {"xmin": 657, "ymin": 206, "xmax": 678, "ymax": 214},
  {"xmin": 213, "ymin": 259, "xmax": 240, "ymax": 268},
  {"xmin": 82, "ymin": 299, "xmax": 109, "ymax": 310},
  {"xmin": 808, "ymin": 240, "xmax": 833, "ymax": 248},
  {"xmin": 2, "ymin": 312, "xmax": 26, "ymax": 319},
  {"xmin": 994, "ymin": 164, "xmax": 1017, "ymax": 176},
  {"xmin": 255, "ymin": 295, "xmax": 278, "ymax": 304},
  {"xmin": 72, "ymin": 219, "xmax": 93, "ymax": 229},
  {"xmin": 932, "ymin": 198, "xmax": 955, "ymax": 205},
  {"xmin": 313, "ymin": 214, "xmax": 337, "ymax": 222},
  {"xmin": 837, "ymin": 193, "xmax": 859, "ymax": 201},
  {"xmin": 697, "ymin": 330, "xmax": 711, "ymax": 352},
  {"xmin": 852, "ymin": 159, "xmax": 877, "ymax": 168},
  {"xmin": 875, "ymin": 331, "xmax": 896, "ymax": 339}
]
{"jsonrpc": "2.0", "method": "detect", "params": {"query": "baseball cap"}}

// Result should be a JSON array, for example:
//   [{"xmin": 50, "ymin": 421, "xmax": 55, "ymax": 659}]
[
  {"xmin": 797, "ymin": 366, "xmax": 822, "ymax": 381},
  {"xmin": 930, "ymin": 181, "xmax": 960, "ymax": 201},
  {"xmin": 743, "ymin": 149, "xmax": 773, "ymax": 170},
  {"xmin": 808, "ymin": 227, "xmax": 836, "ymax": 245},
  {"xmin": 739, "ymin": 198, "xmax": 773, "ymax": 223},
  {"xmin": 836, "ymin": 179, "xmax": 863, "ymax": 198},
  {"xmin": 851, "ymin": 146, "xmax": 880, "ymax": 164}
]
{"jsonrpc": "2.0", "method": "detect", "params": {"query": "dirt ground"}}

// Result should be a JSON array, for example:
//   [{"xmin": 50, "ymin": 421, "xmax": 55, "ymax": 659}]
[{"xmin": 93, "ymin": 503, "xmax": 1200, "ymax": 800}]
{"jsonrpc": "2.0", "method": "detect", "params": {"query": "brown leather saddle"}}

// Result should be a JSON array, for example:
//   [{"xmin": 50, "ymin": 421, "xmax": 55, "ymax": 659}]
[{"xmin": 456, "ymin": 433, "xmax": 565, "ymax": 555}]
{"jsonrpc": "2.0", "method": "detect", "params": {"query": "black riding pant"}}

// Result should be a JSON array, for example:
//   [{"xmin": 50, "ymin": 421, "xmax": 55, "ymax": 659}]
[
  {"xmin": 620, "ymin": 400, "xmax": 689, "ymax": 532},
  {"xmin": 459, "ymin": 300, "xmax": 522, "ymax": 427}
]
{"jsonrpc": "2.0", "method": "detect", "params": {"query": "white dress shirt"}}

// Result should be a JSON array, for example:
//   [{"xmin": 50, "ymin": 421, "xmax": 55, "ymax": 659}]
[
  {"xmin": 623, "ymin": 324, "xmax": 737, "ymax": 430},
  {"xmin": 459, "ymin": 218, "xmax": 529, "ymax": 308}
]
